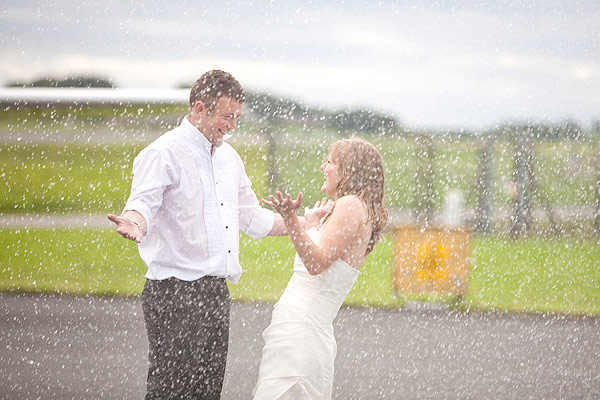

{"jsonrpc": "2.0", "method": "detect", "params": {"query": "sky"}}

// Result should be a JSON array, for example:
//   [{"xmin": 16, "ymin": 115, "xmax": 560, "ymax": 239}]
[{"xmin": 1, "ymin": 0, "xmax": 599, "ymax": 131}]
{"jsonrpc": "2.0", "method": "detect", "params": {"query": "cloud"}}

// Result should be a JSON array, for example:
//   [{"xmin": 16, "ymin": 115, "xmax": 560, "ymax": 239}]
[{"xmin": 1, "ymin": 0, "xmax": 599, "ymax": 129}]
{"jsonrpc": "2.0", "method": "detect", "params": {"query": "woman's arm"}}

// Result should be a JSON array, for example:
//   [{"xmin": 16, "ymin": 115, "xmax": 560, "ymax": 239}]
[
  {"xmin": 265, "ymin": 192, "xmax": 366, "ymax": 275},
  {"xmin": 268, "ymin": 214, "xmax": 306, "ymax": 236}
]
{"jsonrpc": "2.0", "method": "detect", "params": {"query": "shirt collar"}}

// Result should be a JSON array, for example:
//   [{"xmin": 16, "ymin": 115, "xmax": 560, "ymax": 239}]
[{"xmin": 179, "ymin": 116, "xmax": 232, "ymax": 155}]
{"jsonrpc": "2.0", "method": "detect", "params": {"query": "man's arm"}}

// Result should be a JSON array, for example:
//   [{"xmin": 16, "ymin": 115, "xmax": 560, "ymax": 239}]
[
  {"xmin": 108, "ymin": 146, "xmax": 175, "ymax": 243},
  {"xmin": 107, "ymin": 210, "xmax": 147, "ymax": 243}
]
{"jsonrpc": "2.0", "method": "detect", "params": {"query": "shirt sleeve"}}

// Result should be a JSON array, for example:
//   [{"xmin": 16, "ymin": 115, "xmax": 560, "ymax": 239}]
[
  {"xmin": 236, "ymin": 154, "xmax": 274, "ymax": 240},
  {"xmin": 123, "ymin": 146, "xmax": 178, "ymax": 235}
]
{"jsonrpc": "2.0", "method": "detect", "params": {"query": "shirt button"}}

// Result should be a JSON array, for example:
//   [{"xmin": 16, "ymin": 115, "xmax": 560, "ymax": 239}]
[
  {"xmin": 228, "ymin": 250, "xmax": 231, "ymax": 253},
  {"xmin": 221, "ymin": 203, "xmax": 224, "ymax": 206},
  {"xmin": 225, "ymin": 226, "xmax": 229, "ymax": 229}
]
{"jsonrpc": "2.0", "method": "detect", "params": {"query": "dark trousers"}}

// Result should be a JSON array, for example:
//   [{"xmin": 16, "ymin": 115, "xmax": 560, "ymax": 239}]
[{"xmin": 142, "ymin": 276, "xmax": 230, "ymax": 400}]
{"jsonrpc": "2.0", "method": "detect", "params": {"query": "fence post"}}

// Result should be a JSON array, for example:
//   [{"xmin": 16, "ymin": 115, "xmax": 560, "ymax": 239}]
[
  {"xmin": 414, "ymin": 134, "xmax": 435, "ymax": 227},
  {"xmin": 595, "ymin": 147, "xmax": 600, "ymax": 237},
  {"xmin": 511, "ymin": 130, "xmax": 533, "ymax": 239},
  {"xmin": 261, "ymin": 126, "xmax": 280, "ymax": 195},
  {"xmin": 475, "ymin": 136, "xmax": 494, "ymax": 233}
]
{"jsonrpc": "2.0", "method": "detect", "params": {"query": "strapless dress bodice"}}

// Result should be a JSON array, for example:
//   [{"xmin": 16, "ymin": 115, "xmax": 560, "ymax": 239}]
[{"xmin": 277, "ymin": 228, "xmax": 360, "ymax": 324}]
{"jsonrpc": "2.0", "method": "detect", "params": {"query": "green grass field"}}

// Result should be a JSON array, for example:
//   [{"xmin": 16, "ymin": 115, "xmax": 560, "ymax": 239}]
[
  {"xmin": 2, "ymin": 103, "xmax": 598, "ymax": 211},
  {"xmin": 2, "ymin": 104, "xmax": 599, "ymax": 215},
  {"xmin": 1, "ymin": 228, "xmax": 599, "ymax": 316},
  {"xmin": 1, "ymin": 138, "xmax": 598, "ymax": 215},
  {"xmin": 1, "ymin": 107, "xmax": 599, "ymax": 316},
  {"xmin": 0, "ymin": 104, "xmax": 187, "ymax": 134}
]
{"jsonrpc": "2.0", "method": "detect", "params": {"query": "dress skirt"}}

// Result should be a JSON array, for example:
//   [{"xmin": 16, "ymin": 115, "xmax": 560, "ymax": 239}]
[
  {"xmin": 252, "ymin": 256, "xmax": 359, "ymax": 400},
  {"xmin": 252, "ymin": 303, "xmax": 337, "ymax": 400}
]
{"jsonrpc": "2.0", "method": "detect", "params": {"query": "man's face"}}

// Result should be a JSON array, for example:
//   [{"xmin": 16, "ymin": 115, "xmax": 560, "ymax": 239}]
[{"xmin": 196, "ymin": 96, "xmax": 243, "ymax": 146}]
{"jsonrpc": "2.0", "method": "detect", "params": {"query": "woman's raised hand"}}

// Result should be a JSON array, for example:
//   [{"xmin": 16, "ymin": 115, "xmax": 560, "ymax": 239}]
[
  {"xmin": 304, "ymin": 198, "xmax": 335, "ymax": 229},
  {"xmin": 262, "ymin": 191, "xmax": 303, "ymax": 218}
]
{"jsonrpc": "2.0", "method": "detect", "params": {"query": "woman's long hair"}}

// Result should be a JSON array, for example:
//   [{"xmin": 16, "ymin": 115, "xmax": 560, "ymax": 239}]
[{"xmin": 324, "ymin": 138, "xmax": 388, "ymax": 254}]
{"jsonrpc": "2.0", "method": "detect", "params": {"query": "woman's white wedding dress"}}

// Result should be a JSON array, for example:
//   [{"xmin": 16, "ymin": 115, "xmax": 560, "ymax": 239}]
[{"xmin": 252, "ymin": 228, "xmax": 360, "ymax": 400}]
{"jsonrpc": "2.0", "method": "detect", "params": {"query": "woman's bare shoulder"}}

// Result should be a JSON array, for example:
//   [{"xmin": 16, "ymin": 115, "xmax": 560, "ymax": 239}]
[{"xmin": 333, "ymin": 195, "xmax": 368, "ymax": 221}]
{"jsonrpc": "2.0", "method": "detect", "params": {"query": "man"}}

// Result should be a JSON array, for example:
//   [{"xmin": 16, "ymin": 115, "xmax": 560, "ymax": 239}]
[{"xmin": 107, "ymin": 70, "xmax": 298, "ymax": 399}]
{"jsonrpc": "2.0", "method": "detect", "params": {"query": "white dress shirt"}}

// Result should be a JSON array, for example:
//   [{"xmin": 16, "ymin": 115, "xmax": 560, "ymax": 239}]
[{"xmin": 124, "ymin": 117, "xmax": 274, "ymax": 283}]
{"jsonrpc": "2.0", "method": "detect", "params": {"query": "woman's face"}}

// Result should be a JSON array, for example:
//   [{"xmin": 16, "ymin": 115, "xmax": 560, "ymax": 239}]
[{"xmin": 320, "ymin": 152, "xmax": 342, "ymax": 199}]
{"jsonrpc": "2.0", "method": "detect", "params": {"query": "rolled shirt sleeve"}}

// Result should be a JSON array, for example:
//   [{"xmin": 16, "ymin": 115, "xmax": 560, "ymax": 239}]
[{"xmin": 123, "ymin": 147, "xmax": 178, "ymax": 235}]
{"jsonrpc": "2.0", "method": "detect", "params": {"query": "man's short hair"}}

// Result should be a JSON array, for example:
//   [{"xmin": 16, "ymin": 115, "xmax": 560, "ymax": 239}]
[{"xmin": 189, "ymin": 70, "xmax": 246, "ymax": 112}]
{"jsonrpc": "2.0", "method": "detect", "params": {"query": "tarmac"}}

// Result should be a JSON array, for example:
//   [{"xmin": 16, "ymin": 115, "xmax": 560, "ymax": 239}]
[
  {"xmin": 1, "ymin": 204, "xmax": 599, "ymax": 399},
  {"xmin": 1, "ymin": 292, "xmax": 599, "ymax": 399}
]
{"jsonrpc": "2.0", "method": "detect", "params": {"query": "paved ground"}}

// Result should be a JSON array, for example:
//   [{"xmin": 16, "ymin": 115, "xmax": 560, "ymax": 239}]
[
  {"xmin": 1, "ymin": 208, "xmax": 598, "ymax": 399},
  {"xmin": 1, "ymin": 293, "xmax": 599, "ymax": 399}
]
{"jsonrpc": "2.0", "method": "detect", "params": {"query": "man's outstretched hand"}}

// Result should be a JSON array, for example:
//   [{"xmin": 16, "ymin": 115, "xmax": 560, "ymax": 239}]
[{"xmin": 107, "ymin": 214, "xmax": 145, "ymax": 243}]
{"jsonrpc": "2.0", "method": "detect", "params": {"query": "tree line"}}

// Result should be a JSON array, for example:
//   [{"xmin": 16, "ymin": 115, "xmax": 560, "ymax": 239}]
[
  {"xmin": 6, "ymin": 75, "xmax": 599, "ymax": 139},
  {"xmin": 8, "ymin": 76, "xmax": 114, "ymax": 89}
]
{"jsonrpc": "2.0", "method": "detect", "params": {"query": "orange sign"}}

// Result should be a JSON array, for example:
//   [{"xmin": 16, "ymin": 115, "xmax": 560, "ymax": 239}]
[{"xmin": 393, "ymin": 225, "xmax": 472, "ymax": 296}]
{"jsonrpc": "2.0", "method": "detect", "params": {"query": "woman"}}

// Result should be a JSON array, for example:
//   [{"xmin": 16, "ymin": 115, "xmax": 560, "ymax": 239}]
[{"xmin": 253, "ymin": 138, "xmax": 388, "ymax": 400}]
